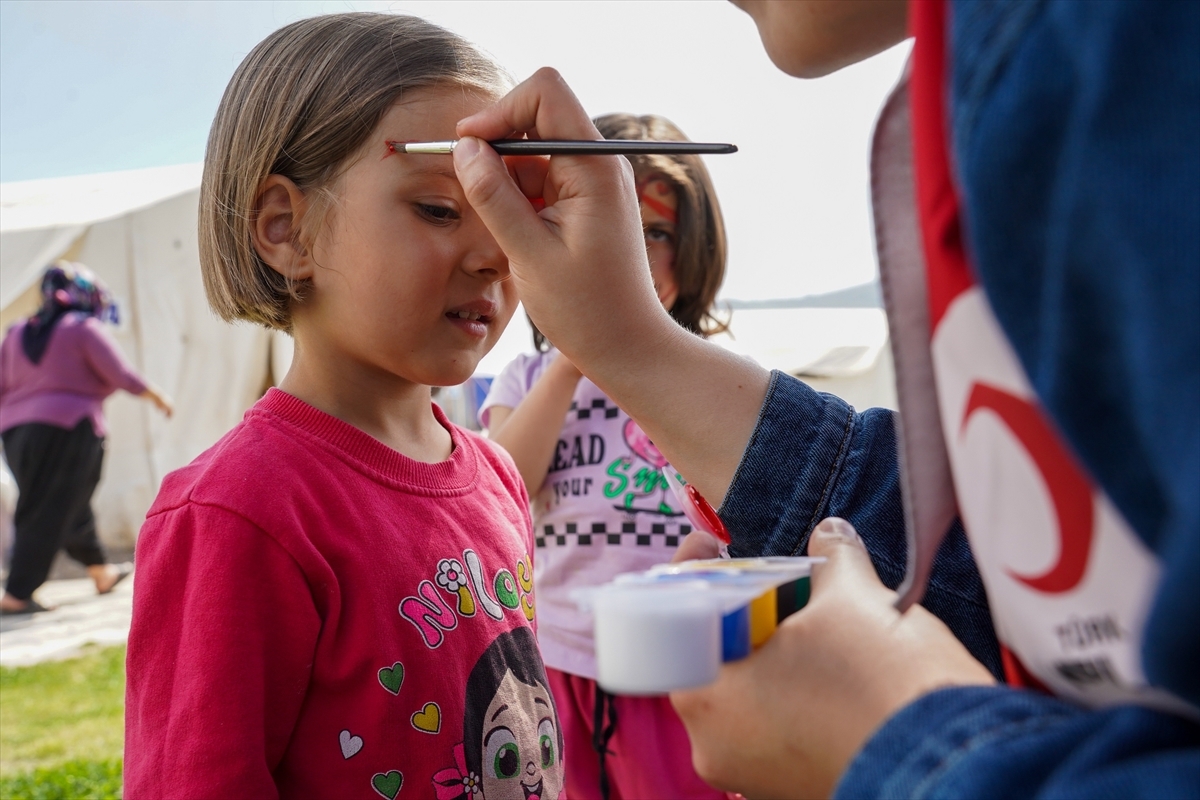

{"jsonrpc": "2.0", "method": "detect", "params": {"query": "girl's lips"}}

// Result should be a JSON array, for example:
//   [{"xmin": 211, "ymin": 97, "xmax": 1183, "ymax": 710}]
[
  {"xmin": 445, "ymin": 299, "xmax": 498, "ymax": 335},
  {"xmin": 445, "ymin": 311, "xmax": 490, "ymax": 338},
  {"xmin": 445, "ymin": 299, "xmax": 498, "ymax": 337},
  {"xmin": 446, "ymin": 309, "xmax": 492, "ymax": 323},
  {"xmin": 446, "ymin": 298, "xmax": 498, "ymax": 319}
]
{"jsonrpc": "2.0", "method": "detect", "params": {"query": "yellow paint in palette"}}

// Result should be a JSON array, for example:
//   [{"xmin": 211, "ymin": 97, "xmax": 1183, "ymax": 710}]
[{"xmin": 749, "ymin": 590, "xmax": 778, "ymax": 647}]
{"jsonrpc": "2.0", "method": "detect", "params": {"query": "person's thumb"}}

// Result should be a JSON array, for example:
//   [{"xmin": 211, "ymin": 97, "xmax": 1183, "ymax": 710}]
[
  {"xmin": 807, "ymin": 517, "xmax": 885, "ymax": 596},
  {"xmin": 671, "ymin": 530, "xmax": 722, "ymax": 563},
  {"xmin": 453, "ymin": 137, "xmax": 547, "ymax": 258}
]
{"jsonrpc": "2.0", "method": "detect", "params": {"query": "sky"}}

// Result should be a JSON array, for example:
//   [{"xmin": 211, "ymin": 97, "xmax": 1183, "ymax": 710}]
[{"xmin": 0, "ymin": 0, "xmax": 911, "ymax": 301}]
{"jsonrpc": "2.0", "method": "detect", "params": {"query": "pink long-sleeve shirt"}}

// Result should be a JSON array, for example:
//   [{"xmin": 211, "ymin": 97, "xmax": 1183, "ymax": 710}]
[
  {"xmin": 124, "ymin": 389, "xmax": 555, "ymax": 799},
  {"xmin": 0, "ymin": 312, "xmax": 148, "ymax": 437}
]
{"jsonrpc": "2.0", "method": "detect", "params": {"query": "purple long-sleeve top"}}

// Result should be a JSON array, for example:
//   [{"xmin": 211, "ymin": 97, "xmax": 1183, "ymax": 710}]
[{"xmin": 0, "ymin": 312, "xmax": 149, "ymax": 438}]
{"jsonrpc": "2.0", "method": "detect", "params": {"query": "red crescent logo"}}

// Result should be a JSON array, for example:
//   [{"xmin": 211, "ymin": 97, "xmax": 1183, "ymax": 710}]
[{"xmin": 961, "ymin": 383, "xmax": 1094, "ymax": 593}]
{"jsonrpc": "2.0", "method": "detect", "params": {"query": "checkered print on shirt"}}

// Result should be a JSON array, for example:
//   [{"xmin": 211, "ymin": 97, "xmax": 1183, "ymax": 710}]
[
  {"xmin": 567, "ymin": 398, "xmax": 622, "ymax": 421},
  {"xmin": 535, "ymin": 521, "xmax": 693, "ymax": 548}
]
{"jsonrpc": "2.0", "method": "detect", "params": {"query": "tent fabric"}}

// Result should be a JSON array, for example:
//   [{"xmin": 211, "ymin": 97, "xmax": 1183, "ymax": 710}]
[
  {"xmin": 1, "ymin": 163, "xmax": 204, "ymax": 230},
  {"xmin": 0, "ymin": 226, "xmax": 88, "ymax": 310},
  {"xmin": 1, "ymin": 165, "xmax": 270, "ymax": 554}
]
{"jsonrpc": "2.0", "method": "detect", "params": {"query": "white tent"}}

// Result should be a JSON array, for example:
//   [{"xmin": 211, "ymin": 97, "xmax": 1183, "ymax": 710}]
[
  {"xmin": 1, "ymin": 164, "xmax": 272, "ymax": 556},
  {"xmin": 710, "ymin": 284, "xmax": 896, "ymax": 413}
]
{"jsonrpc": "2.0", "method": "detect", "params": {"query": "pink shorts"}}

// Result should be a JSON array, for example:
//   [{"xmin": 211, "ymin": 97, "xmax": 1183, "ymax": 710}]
[{"xmin": 546, "ymin": 666, "xmax": 731, "ymax": 800}]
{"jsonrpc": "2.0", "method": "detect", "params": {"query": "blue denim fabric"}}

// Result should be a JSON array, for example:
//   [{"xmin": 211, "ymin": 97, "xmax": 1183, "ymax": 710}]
[
  {"xmin": 720, "ymin": 371, "xmax": 1003, "ymax": 680},
  {"xmin": 840, "ymin": 686, "xmax": 1200, "ymax": 799},
  {"xmin": 951, "ymin": 0, "xmax": 1200, "ymax": 715}
]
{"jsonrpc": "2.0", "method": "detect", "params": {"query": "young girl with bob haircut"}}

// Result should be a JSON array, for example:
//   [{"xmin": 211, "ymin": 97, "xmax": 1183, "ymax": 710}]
[
  {"xmin": 482, "ymin": 113, "xmax": 731, "ymax": 799},
  {"xmin": 124, "ymin": 13, "xmax": 565, "ymax": 799}
]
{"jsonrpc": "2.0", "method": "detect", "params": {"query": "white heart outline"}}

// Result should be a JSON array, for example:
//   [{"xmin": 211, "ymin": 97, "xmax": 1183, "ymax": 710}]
[{"xmin": 339, "ymin": 728, "xmax": 364, "ymax": 759}]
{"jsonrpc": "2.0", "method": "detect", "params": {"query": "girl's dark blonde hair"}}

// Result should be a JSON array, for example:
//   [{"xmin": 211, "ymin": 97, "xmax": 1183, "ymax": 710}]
[
  {"xmin": 532, "ymin": 113, "xmax": 729, "ymax": 351},
  {"xmin": 199, "ymin": 13, "xmax": 509, "ymax": 332}
]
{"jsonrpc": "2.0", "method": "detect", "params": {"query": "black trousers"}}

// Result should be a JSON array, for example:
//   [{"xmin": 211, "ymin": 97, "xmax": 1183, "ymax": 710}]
[{"xmin": 2, "ymin": 420, "xmax": 108, "ymax": 600}]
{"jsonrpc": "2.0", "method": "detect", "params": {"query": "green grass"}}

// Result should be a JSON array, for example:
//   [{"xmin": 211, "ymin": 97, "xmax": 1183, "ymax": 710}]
[
  {"xmin": 0, "ymin": 759, "xmax": 122, "ymax": 800},
  {"xmin": 0, "ymin": 645, "xmax": 125, "ymax": 798}
]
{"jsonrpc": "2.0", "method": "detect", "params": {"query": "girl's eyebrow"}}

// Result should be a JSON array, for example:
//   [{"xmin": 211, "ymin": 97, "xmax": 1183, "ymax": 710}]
[
  {"xmin": 490, "ymin": 704, "xmax": 509, "ymax": 722},
  {"xmin": 405, "ymin": 164, "xmax": 459, "ymax": 180}
]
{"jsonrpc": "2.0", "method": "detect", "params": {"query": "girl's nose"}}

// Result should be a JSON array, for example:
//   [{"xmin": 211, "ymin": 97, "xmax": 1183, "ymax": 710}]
[{"xmin": 461, "ymin": 216, "xmax": 509, "ymax": 281}]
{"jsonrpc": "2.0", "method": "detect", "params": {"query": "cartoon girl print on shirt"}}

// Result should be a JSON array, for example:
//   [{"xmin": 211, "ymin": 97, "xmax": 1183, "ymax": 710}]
[{"xmin": 432, "ymin": 626, "xmax": 563, "ymax": 800}]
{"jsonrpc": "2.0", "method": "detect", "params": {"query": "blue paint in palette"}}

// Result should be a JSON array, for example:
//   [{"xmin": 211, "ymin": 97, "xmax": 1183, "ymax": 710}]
[{"xmin": 721, "ymin": 606, "xmax": 751, "ymax": 661}]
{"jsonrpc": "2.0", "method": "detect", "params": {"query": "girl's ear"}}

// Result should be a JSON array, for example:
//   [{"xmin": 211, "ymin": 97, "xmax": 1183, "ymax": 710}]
[{"xmin": 251, "ymin": 175, "xmax": 313, "ymax": 280}]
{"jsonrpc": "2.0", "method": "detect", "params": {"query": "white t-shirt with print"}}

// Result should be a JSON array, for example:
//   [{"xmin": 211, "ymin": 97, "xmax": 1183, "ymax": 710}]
[{"xmin": 481, "ymin": 350, "xmax": 689, "ymax": 679}]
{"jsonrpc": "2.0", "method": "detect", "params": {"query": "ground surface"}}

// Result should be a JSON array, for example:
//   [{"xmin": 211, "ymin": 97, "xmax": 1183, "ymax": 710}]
[{"xmin": 0, "ymin": 576, "xmax": 134, "ymax": 668}]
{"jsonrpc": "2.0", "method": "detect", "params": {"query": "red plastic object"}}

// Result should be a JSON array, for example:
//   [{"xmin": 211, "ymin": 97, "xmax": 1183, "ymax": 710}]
[{"xmin": 687, "ymin": 484, "xmax": 732, "ymax": 545}]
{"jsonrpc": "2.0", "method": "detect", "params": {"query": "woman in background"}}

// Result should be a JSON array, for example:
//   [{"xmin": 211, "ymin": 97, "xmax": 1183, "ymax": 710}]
[{"xmin": 0, "ymin": 262, "xmax": 172, "ymax": 614}]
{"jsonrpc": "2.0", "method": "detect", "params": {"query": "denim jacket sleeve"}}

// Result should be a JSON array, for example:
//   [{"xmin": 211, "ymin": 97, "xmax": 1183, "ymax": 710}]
[
  {"xmin": 719, "ymin": 370, "xmax": 1003, "ymax": 679},
  {"xmin": 840, "ymin": 686, "xmax": 1200, "ymax": 798}
]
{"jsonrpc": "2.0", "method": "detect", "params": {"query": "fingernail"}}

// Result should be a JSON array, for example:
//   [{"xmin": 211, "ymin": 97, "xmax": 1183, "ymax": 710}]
[
  {"xmin": 455, "ymin": 136, "xmax": 482, "ymax": 164},
  {"xmin": 815, "ymin": 517, "xmax": 858, "ymax": 541}
]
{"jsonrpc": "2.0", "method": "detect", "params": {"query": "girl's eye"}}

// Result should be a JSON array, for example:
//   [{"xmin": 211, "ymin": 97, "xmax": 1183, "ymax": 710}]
[
  {"xmin": 538, "ymin": 718, "xmax": 556, "ymax": 767},
  {"xmin": 484, "ymin": 728, "xmax": 520, "ymax": 778},
  {"xmin": 417, "ymin": 203, "xmax": 459, "ymax": 224},
  {"xmin": 644, "ymin": 227, "xmax": 673, "ymax": 244}
]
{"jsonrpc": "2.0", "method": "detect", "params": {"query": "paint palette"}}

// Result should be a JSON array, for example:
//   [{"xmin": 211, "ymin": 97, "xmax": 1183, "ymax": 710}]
[{"xmin": 578, "ymin": 557, "xmax": 822, "ymax": 695}]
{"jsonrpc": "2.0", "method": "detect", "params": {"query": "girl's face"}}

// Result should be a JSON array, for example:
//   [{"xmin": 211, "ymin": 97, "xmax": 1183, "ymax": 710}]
[
  {"xmin": 639, "ymin": 176, "xmax": 680, "ymax": 311},
  {"xmin": 481, "ymin": 671, "xmax": 563, "ymax": 800},
  {"xmin": 296, "ymin": 86, "xmax": 516, "ymax": 389}
]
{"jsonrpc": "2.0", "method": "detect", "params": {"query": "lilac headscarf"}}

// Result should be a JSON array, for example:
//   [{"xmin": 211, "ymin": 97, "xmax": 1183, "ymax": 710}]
[{"xmin": 20, "ymin": 262, "xmax": 119, "ymax": 364}]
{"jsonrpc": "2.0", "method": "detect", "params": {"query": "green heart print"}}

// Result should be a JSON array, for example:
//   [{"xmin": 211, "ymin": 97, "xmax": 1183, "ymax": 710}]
[
  {"xmin": 372, "ymin": 771, "xmax": 403, "ymax": 799},
  {"xmin": 378, "ymin": 662, "xmax": 404, "ymax": 695}
]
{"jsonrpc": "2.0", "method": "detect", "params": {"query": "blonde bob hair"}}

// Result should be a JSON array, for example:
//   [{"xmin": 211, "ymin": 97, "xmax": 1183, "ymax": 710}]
[{"xmin": 199, "ymin": 13, "xmax": 509, "ymax": 332}]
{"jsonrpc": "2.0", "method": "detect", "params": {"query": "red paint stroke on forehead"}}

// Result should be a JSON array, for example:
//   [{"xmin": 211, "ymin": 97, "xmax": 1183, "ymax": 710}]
[
  {"xmin": 639, "ymin": 192, "xmax": 677, "ymax": 223},
  {"xmin": 638, "ymin": 175, "xmax": 678, "ymax": 223}
]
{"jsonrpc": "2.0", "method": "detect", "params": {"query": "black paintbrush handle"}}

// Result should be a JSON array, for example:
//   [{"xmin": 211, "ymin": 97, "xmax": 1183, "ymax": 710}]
[{"xmin": 486, "ymin": 139, "xmax": 737, "ymax": 155}]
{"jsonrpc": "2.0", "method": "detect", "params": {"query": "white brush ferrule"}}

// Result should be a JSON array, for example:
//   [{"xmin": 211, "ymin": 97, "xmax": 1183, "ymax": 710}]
[{"xmin": 401, "ymin": 141, "xmax": 456, "ymax": 154}]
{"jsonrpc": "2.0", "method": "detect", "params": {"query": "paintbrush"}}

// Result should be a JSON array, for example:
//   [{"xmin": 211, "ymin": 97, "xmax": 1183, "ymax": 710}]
[{"xmin": 391, "ymin": 139, "xmax": 737, "ymax": 155}]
